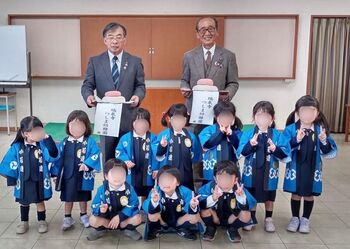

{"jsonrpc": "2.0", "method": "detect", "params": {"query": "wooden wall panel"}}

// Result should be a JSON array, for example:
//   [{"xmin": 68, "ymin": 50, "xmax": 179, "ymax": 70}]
[
  {"xmin": 151, "ymin": 17, "xmax": 224, "ymax": 79},
  {"xmin": 140, "ymin": 87, "xmax": 185, "ymax": 134}
]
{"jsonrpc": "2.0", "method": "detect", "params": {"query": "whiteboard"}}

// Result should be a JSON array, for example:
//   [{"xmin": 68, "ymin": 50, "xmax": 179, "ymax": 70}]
[
  {"xmin": 0, "ymin": 25, "xmax": 28, "ymax": 82},
  {"xmin": 224, "ymin": 17, "xmax": 297, "ymax": 79}
]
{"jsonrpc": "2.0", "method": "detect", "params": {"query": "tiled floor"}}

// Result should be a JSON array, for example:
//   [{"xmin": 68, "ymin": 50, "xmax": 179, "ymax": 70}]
[{"xmin": 0, "ymin": 133, "xmax": 349, "ymax": 249}]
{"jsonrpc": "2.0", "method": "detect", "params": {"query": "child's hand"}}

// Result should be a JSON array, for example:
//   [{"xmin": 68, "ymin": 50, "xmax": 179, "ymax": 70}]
[
  {"xmin": 219, "ymin": 124, "xmax": 226, "ymax": 134},
  {"xmin": 108, "ymin": 215, "xmax": 120, "ymax": 230},
  {"xmin": 296, "ymin": 129, "xmax": 306, "ymax": 142},
  {"xmin": 235, "ymin": 182, "xmax": 245, "ymax": 197},
  {"xmin": 190, "ymin": 192, "xmax": 201, "ymax": 209},
  {"xmin": 250, "ymin": 133, "xmax": 259, "ymax": 146},
  {"xmin": 78, "ymin": 163, "xmax": 89, "ymax": 172},
  {"xmin": 319, "ymin": 127, "xmax": 327, "ymax": 143},
  {"xmin": 152, "ymin": 171, "xmax": 158, "ymax": 180},
  {"xmin": 212, "ymin": 185, "xmax": 223, "ymax": 201},
  {"xmin": 126, "ymin": 161, "xmax": 135, "ymax": 169},
  {"xmin": 151, "ymin": 188, "xmax": 160, "ymax": 203},
  {"xmin": 226, "ymin": 126, "xmax": 232, "ymax": 136},
  {"xmin": 267, "ymin": 138, "xmax": 276, "ymax": 152},
  {"xmin": 100, "ymin": 202, "xmax": 108, "ymax": 213},
  {"xmin": 160, "ymin": 135, "xmax": 168, "ymax": 147}
]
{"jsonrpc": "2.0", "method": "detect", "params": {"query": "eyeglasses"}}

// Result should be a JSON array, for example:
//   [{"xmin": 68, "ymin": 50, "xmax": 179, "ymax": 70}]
[
  {"xmin": 106, "ymin": 35, "xmax": 125, "ymax": 41},
  {"xmin": 197, "ymin": 26, "xmax": 216, "ymax": 36}
]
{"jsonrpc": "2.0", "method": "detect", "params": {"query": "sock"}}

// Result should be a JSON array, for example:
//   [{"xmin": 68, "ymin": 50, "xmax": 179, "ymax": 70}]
[
  {"xmin": 80, "ymin": 212, "xmax": 87, "ymax": 217},
  {"xmin": 251, "ymin": 211, "xmax": 257, "ymax": 224},
  {"xmin": 65, "ymin": 214, "xmax": 72, "ymax": 218},
  {"xmin": 230, "ymin": 219, "xmax": 247, "ymax": 230},
  {"xmin": 202, "ymin": 216, "xmax": 215, "ymax": 227},
  {"xmin": 95, "ymin": 226, "xmax": 106, "ymax": 231},
  {"xmin": 265, "ymin": 210, "xmax": 273, "ymax": 218},
  {"xmin": 302, "ymin": 200, "xmax": 314, "ymax": 219},
  {"xmin": 178, "ymin": 221, "xmax": 193, "ymax": 230},
  {"xmin": 37, "ymin": 210, "xmax": 46, "ymax": 221},
  {"xmin": 291, "ymin": 199, "xmax": 301, "ymax": 218},
  {"xmin": 148, "ymin": 220, "xmax": 161, "ymax": 231},
  {"xmin": 121, "ymin": 224, "xmax": 137, "ymax": 230},
  {"xmin": 20, "ymin": 205, "xmax": 30, "ymax": 222}
]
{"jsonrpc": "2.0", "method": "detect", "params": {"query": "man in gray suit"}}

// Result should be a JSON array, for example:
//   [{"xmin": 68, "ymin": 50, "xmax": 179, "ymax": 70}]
[
  {"xmin": 81, "ymin": 22, "xmax": 146, "ymax": 164},
  {"xmin": 181, "ymin": 16, "xmax": 239, "ymax": 113}
]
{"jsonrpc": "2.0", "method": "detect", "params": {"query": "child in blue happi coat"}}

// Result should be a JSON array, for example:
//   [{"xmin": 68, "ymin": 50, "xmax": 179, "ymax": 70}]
[
  {"xmin": 199, "ymin": 101, "xmax": 242, "ymax": 183},
  {"xmin": 283, "ymin": 95, "xmax": 337, "ymax": 234},
  {"xmin": 51, "ymin": 110, "xmax": 101, "ymax": 231},
  {"xmin": 88, "ymin": 159, "xmax": 142, "ymax": 241},
  {"xmin": 198, "ymin": 160, "xmax": 256, "ymax": 243},
  {"xmin": 153, "ymin": 103, "xmax": 202, "ymax": 190},
  {"xmin": 143, "ymin": 166, "xmax": 201, "ymax": 241},
  {"xmin": 116, "ymin": 107, "xmax": 158, "ymax": 199},
  {"xmin": 0, "ymin": 116, "xmax": 59, "ymax": 234},
  {"xmin": 237, "ymin": 101, "xmax": 291, "ymax": 232}
]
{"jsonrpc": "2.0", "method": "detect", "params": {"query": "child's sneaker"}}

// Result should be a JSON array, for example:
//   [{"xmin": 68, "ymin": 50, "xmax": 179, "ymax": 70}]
[
  {"xmin": 62, "ymin": 217, "xmax": 75, "ymax": 231},
  {"xmin": 80, "ymin": 214, "xmax": 90, "ymax": 228},
  {"xmin": 177, "ymin": 228, "xmax": 197, "ymax": 240},
  {"xmin": 264, "ymin": 217, "xmax": 276, "ymax": 233},
  {"xmin": 87, "ymin": 228, "xmax": 107, "ymax": 241},
  {"xmin": 38, "ymin": 220, "xmax": 48, "ymax": 233},
  {"xmin": 286, "ymin": 217, "xmax": 300, "ymax": 233},
  {"xmin": 243, "ymin": 224, "xmax": 255, "ymax": 231},
  {"xmin": 16, "ymin": 221, "xmax": 29, "ymax": 234},
  {"xmin": 144, "ymin": 221, "xmax": 160, "ymax": 241},
  {"xmin": 202, "ymin": 225, "xmax": 217, "ymax": 241},
  {"xmin": 123, "ymin": 228, "xmax": 142, "ymax": 240},
  {"xmin": 226, "ymin": 227, "xmax": 241, "ymax": 243},
  {"xmin": 299, "ymin": 217, "xmax": 310, "ymax": 234}
]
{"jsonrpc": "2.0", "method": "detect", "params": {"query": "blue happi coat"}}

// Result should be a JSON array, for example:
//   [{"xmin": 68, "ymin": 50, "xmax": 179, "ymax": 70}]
[
  {"xmin": 0, "ymin": 140, "xmax": 59, "ymax": 200},
  {"xmin": 91, "ymin": 181, "xmax": 140, "ymax": 218},
  {"xmin": 51, "ymin": 136, "xmax": 101, "ymax": 191},
  {"xmin": 237, "ymin": 127, "xmax": 291, "ymax": 191},
  {"xmin": 115, "ymin": 131, "xmax": 159, "ymax": 186},
  {"xmin": 152, "ymin": 128, "xmax": 202, "ymax": 167},
  {"xmin": 199, "ymin": 123, "xmax": 242, "ymax": 180},
  {"xmin": 198, "ymin": 180, "xmax": 257, "ymax": 210},
  {"xmin": 142, "ymin": 185, "xmax": 196, "ymax": 215},
  {"xmin": 282, "ymin": 123, "xmax": 337, "ymax": 195}
]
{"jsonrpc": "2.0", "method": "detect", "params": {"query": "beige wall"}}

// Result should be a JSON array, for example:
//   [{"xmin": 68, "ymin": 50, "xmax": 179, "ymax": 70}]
[{"xmin": 0, "ymin": 0, "xmax": 349, "ymax": 129}]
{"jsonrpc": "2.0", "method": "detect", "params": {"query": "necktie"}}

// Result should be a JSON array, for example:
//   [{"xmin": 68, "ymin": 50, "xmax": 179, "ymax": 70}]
[
  {"xmin": 205, "ymin": 51, "xmax": 212, "ymax": 77},
  {"xmin": 112, "ymin": 56, "xmax": 120, "ymax": 89}
]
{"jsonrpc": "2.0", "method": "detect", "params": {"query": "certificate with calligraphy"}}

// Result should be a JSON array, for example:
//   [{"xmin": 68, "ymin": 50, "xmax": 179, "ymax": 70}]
[
  {"xmin": 190, "ymin": 85, "xmax": 219, "ymax": 125},
  {"xmin": 93, "ymin": 96, "xmax": 129, "ymax": 137}
]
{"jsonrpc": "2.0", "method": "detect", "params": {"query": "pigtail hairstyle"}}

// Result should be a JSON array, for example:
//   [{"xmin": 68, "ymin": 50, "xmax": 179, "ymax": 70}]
[
  {"xmin": 252, "ymin": 101, "xmax": 276, "ymax": 128},
  {"xmin": 286, "ymin": 95, "xmax": 330, "ymax": 135},
  {"xmin": 213, "ymin": 101, "xmax": 243, "ymax": 130},
  {"xmin": 12, "ymin": 116, "xmax": 44, "ymax": 145},
  {"xmin": 161, "ymin": 103, "xmax": 189, "ymax": 127}
]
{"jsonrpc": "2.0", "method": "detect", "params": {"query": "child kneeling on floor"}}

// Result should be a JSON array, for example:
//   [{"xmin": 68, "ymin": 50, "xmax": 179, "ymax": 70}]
[
  {"xmin": 198, "ymin": 160, "xmax": 257, "ymax": 243},
  {"xmin": 87, "ymin": 159, "xmax": 142, "ymax": 241}
]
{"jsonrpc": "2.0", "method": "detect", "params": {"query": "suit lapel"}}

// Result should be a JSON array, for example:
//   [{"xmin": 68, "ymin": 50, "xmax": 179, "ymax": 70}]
[
  {"xmin": 117, "ymin": 52, "xmax": 130, "ymax": 90},
  {"xmin": 193, "ymin": 46, "xmax": 205, "ymax": 79},
  {"xmin": 208, "ymin": 46, "xmax": 223, "ymax": 79},
  {"xmin": 101, "ymin": 51, "xmax": 115, "ymax": 88}
]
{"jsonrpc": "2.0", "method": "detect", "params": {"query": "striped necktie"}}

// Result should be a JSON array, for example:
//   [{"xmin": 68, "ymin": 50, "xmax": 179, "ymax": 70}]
[{"xmin": 112, "ymin": 56, "xmax": 120, "ymax": 89}]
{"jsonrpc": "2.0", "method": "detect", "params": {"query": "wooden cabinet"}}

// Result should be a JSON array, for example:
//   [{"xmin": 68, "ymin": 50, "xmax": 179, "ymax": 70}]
[{"xmin": 80, "ymin": 16, "xmax": 224, "ymax": 80}]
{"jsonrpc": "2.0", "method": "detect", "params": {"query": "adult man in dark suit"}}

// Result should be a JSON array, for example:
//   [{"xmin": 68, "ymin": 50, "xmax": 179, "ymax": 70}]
[
  {"xmin": 81, "ymin": 22, "xmax": 146, "ymax": 163},
  {"xmin": 181, "ymin": 16, "xmax": 239, "ymax": 113}
]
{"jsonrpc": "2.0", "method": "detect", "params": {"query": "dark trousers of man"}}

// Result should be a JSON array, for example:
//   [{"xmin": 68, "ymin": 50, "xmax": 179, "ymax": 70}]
[{"xmin": 100, "ymin": 134, "xmax": 125, "ymax": 163}]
